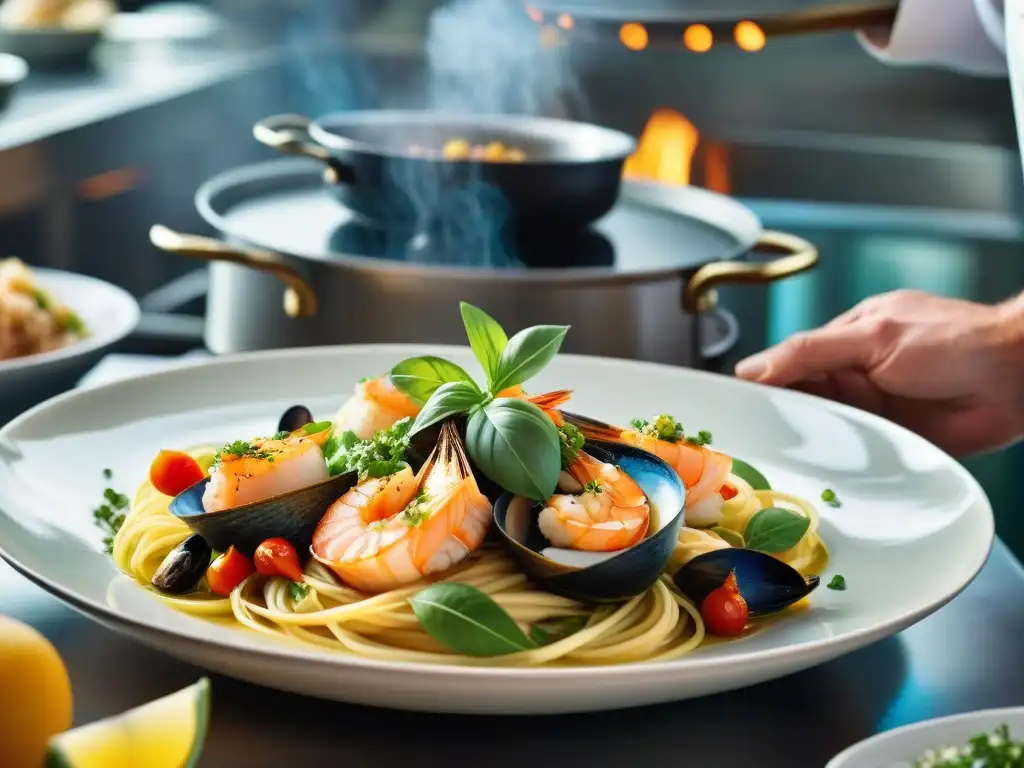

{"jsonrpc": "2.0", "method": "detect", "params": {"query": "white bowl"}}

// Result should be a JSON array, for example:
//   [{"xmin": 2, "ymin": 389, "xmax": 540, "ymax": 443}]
[
  {"xmin": 0, "ymin": 268, "xmax": 139, "ymax": 423},
  {"xmin": 827, "ymin": 707, "xmax": 1024, "ymax": 767}
]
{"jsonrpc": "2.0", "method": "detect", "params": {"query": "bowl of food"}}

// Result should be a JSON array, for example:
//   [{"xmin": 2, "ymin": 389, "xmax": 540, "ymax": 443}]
[
  {"xmin": 0, "ymin": 0, "xmax": 116, "ymax": 70},
  {"xmin": 0, "ymin": 257, "xmax": 139, "ymax": 424}
]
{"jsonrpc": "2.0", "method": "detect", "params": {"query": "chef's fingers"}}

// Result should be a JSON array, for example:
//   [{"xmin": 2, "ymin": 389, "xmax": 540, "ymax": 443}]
[{"xmin": 734, "ymin": 324, "xmax": 877, "ymax": 387}]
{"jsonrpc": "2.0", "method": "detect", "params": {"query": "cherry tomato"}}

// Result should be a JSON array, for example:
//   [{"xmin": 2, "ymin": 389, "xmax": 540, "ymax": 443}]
[
  {"xmin": 206, "ymin": 547, "xmax": 254, "ymax": 596},
  {"xmin": 254, "ymin": 537, "xmax": 304, "ymax": 582},
  {"xmin": 149, "ymin": 450, "xmax": 205, "ymax": 498},
  {"xmin": 720, "ymin": 483, "xmax": 738, "ymax": 501},
  {"xmin": 700, "ymin": 571, "xmax": 749, "ymax": 637}
]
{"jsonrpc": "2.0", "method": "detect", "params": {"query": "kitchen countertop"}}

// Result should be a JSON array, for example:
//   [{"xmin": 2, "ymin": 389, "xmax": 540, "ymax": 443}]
[{"xmin": 2, "ymin": 353, "xmax": 1022, "ymax": 767}]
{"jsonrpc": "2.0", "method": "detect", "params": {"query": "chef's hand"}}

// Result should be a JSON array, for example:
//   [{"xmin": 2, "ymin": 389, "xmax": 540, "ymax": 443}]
[{"xmin": 734, "ymin": 290, "xmax": 1024, "ymax": 456}]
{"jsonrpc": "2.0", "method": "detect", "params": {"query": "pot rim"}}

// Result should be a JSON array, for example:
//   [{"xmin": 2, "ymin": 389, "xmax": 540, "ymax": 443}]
[
  {"xmin": 305, "ymin": 109, "xmax": 638, "ymax": 165},
  {"xmin": 193, "ymin": 159, "xmax": 763, "ymax": 287}
]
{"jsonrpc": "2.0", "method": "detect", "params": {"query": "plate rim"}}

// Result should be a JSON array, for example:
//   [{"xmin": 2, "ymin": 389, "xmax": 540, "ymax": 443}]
[
  {"xmin": 0, "ymin": 343, "xmax": 996, "ymax": 680},
  {"xmin": 825, "ymin": 705, "xmax": 1024, "ymax": 767},
  {"xmin": 0, "ymin": 267, "xmax": 140, "ymax": 375}
]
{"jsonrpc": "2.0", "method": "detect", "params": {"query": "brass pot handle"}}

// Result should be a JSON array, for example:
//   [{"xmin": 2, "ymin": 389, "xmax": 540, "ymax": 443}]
[
  {"xmin": 253, "ymin": 114, "xmax": 332, "ymax": 163},
  {"xmin": 683, "ymin": 230, "xmax": 819, "ymax": 314},
  {"xmin": 754, "ymin": 1, "xmax": 898, "ymax": 38},
  {"xmin": 149, "ymin": 225, "xmax": 318, "ymax": 318}
]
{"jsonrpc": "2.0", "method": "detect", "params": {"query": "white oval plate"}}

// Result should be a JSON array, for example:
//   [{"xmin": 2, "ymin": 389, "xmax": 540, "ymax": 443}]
[
  {"xmin": 0, "ymin": 267, "xmax": 139, "ymax": 422},
  {"xmin": 0, "ymin": 345, "xmax": 994, "ymax": 715},
  {"xmin": 827, "ymin": 708, "xmax": 1024, "ymax": 767}
]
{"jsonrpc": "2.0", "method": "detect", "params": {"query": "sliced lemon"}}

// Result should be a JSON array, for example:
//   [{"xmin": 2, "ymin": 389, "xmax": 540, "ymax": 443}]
[{"xmin": 45, "ymin": 677, "xmax": 210, "ymax": 768}]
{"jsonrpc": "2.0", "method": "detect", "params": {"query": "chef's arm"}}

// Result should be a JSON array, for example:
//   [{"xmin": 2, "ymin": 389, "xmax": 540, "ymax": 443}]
[{"xmin": 858, "ymin": 0, "xmax": 1007, "ymax": 76}]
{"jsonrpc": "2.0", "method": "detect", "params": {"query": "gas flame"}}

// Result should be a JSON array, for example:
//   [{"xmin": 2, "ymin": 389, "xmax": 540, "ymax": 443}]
[
  {"xmin": 623, "ymin": 109, "xmax": 700, "ymax": 186},
  {"xmin": 624, "ymin": 108, "xmax": 732, "ymax": 193}
]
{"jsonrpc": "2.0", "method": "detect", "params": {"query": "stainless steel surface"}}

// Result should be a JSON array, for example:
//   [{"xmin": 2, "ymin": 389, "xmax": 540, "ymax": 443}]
[
  {"xmin": 3, "ymin": 529, "xmax": 1020, "ymax": 767},
  {"xmin": 149, "ymin": 159, "xmax": 815, "ymax": 367}
]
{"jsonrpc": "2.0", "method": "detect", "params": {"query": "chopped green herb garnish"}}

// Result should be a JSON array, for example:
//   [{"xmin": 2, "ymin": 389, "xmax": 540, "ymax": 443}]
[
  {"xmin": 272, "ymin": 430, "xmax": 289, "ymax": 440},
  {"xmin": 558, "ymin": 423, "xmax": 585, "ymax": 468},
  {"xmin": 401, "ymin": 492, "xmax": 431, "ymax": 527},
  {"xmin": 214, "ymin": 439, "xmax": 274, "ymax": 465},
  {"xmin": 94, "ymin": 486, "xmax": 130, "ymax": 554},
  {"xmin": 688, "ymin": 429, "xmax": 713, "ymax": 447},
  {"xmin": 33, "ymin": 289, "xmax": 49, "ymax": 310},
  {"xmin": 827, "ymin": 574, "xmax": 846, "ymax": 591},
  {"xmin": 630, "ymin": 418, "xmax": 650, "ymax": 432},
  {"xmin": 359, "ymin": 376, "xmax": 373, "ymax": 383},
  {"xmin": 288, "ymin": 582, "xmax": 311, "ymax": 602},
  {"xmin": 326, "ymin": 418, "xmax": 413, "ymax": 480},
  {"xmin": 821, "ymin": 488, "xmax": 841, "ymax": 508},
  {"xmin": 102, "ymin": 468, "xmax": 112, "ymax": 479},
  {"xmin": 61, "ymin": 310, "xmax": 84, "ymax": 335},
  {"xmin": 303, "ymin": 421, "xmax": 332, "ymax": 435},
  {"xmin": 914, "ymin": 724, "xmax": 1023, "ymax": 767},
  {"xmin": 649, "ymin": 414, "xmax": 684, "ymax": 442},
  {"xmin": 582, "ymin": 479, "xmax": 603, "ymax": 495}
]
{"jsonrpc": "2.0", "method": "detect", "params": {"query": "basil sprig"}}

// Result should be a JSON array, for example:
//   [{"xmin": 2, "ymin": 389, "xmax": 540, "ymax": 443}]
[
  {"xmin": 389, "ymin": 302, "xmax": 568, "ymax": 501},
  {"xmin": 409, "ymin": 582, "xmax": 535, "ymax": 656},
  {"xmin": 743, "ymin": 507, "xmax": 810, "ymax": 553}
]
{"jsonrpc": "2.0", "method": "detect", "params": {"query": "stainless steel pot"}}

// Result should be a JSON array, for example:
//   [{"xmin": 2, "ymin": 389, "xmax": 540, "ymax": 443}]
[{"xmin": 149, "ymin": 159, "xmax": 818, "ymax": 370}]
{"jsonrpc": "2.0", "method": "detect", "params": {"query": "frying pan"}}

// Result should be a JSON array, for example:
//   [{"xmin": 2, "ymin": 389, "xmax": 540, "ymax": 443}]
[
  {"xmin": 252, "ymin": 111, "xmax": 637, "ymax": 231},
  {"xmin": 524, "ymin": 1, "xmax": 900, "ymax": 49}
]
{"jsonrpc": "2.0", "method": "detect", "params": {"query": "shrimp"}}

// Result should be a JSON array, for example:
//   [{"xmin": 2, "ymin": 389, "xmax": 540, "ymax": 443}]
[
  {"xmin": 560, "ymin": 411, "xmax": 734, "ymax": 528},
  {"xmin": 333, "ymin": 375, "xmax": 572, "ymax": 441},
  {"xmin": 311, "ymin": 421, "xmax": 492, "ymax": 593},
  {"xmin": 333, "ymin": 377, "xmax": 421, "ymax": 441},
  {"xmin": 538, "ymin": 449, "xmax": 650, "ymax": 552},
  {"xmin": 203, "ymin": 434, "xmax": 328, "ymax": 514}
]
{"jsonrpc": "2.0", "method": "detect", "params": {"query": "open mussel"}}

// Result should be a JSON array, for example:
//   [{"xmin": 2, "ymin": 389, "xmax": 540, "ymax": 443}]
[
  {"xmin": 151, "ymin": 534, "xmax": 212, "ymax": 594},
  {"xmin": 169, "ymin": 405, "xmax": 358, "ymax": 558},
  {"xmin": 493, "ymin": 440, "xmax": 686, "ymax": 603},
  {"xmin": 673, "ymin": 547, "xmax": 820, "ymax": 617}
]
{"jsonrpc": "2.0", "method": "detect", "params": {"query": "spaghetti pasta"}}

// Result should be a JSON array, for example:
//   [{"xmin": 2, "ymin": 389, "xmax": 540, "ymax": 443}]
[{"xmin": 111, "ymin": 447, "xmax": 825, "ymax": 667}]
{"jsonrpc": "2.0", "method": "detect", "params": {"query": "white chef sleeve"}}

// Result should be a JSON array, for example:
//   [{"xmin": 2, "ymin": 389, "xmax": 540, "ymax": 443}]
[{"xmin": 858, "ymin": 0, "xmax": 1007, "ymax": 76}]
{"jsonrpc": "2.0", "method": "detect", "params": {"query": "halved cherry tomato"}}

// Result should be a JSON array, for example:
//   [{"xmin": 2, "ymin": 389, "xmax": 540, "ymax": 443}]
[
  {"xmin": 720, "ymin": 483, "xmax": 739, "ymax": 501},
  {"xmin": 149, "ymin": 450, "xmax": 205, "ymax": 498},
  {"xmin": 254, "ymin": 537, "xmax": 304, "ymax": 582},
  {"xmin": 700, "ymin": 571, "xmax": 749, "ymax": 637},
  {"xmin": 206, "ymin": 546, "xmax": 254, "ymax": 596}
]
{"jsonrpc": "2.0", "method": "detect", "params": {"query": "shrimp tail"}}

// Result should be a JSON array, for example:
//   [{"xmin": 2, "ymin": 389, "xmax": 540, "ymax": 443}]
[
  {"xmin": 528, "ymin": 389, "xmax": 573, "ymax": 411},
  {"xmin": 415, "ymin": 420, "xmax": 476, "ymax": 486},
  {"xmin": 559, "ymin": 411, "xmax": 626, "ymax": 443}
]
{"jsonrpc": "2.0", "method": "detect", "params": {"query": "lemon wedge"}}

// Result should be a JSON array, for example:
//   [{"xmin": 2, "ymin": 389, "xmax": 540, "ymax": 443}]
[{"xmin": 45, "ymin": 677, "xmax": 210, "ymax": 768}]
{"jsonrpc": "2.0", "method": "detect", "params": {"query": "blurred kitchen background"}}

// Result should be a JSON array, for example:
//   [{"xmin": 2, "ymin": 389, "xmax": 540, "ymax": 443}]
[{"xmin": 2, "ymin": 0, "xmax": 1023, "ymax": 550}]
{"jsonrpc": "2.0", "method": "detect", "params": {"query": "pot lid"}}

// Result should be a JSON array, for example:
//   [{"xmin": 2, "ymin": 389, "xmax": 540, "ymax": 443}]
[{"xmin": 194, "ymin": 158, "xmax": 762, "ymax": 282}]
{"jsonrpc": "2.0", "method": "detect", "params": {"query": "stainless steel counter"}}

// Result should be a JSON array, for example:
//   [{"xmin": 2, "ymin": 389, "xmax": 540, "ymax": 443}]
[{"xmin": 3, "ymin": 515, "xmax": 1021, "ymax": 766}]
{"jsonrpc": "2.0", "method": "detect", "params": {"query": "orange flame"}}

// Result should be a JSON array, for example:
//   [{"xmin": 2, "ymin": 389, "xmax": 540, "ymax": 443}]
[{"xmin": 623, "ymin": 109, "xmax": 701, "ymax": 186}]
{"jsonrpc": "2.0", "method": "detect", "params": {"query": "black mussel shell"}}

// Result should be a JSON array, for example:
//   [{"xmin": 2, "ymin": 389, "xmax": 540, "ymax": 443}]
[
  {"xmin": 493, "ymin": 439, "xmax": 687, "ymax": 604},
  {"xmin": 278, "ymin": 405, "xmax": 314, "ymax": 435},
  {"xmin": 151, "ymin": 533, "xmax": 212, "ymax": 594},
  {"xmin": 168, "ymin": 471, "xmax": 358, "ymax": 558},
  {"xmin": 673, "ymin": 548, "xmax": 820, "ymax": 617}
]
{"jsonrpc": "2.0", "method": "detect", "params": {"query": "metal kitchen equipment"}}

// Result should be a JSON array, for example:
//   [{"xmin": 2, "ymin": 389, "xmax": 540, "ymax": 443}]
[
  {"xmin": 525, "ymin": 1, "xmax": 899, "ymax": 49},
  {"xmin": 252, "ymin": 111, "xmax": 637, "ymax": 231},
  {"xmin": 148, "ymin": 157, "xmax": 817, "ymax": 368}
]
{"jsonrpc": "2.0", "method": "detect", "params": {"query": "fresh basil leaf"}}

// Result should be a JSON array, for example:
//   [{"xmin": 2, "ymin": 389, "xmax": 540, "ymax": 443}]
[
  {"xmin": 409, "ymin": 582, "xmax": 535, "ymax": 657},
  {"xmin": 712, "ymin": 527, "xmax": 745, "ymax": 548},
  {"xmin": 529, "ymin": 615, "xmax": 587, "ymax": 647},
  {"xmin": 491, "ymin": 324, "xmax": 569, "ymax": 394},
  {"xmin": 466, "ymin": 398, "xmax": 560, "ymax": 501},
  {"xmin": 460, "ymin": 302, "xmax": 508, "ymax": 387},
  {"xmin": 390, "ymin": 356, "xmax": 477, "ymax": 405},
  {"xmin": 410, "ymin": 381, "xmax": 485, "ymax": 435},
  {"xmin": 302, "ymin": 420, "xmax": 333, "ymax": 435},
  {"xmin": 731, "ymin": 458, "xmax": 771, "ymax": 491},
  {"xmin": 744, "ymin": 507, "xmax": 810, "ymax": 553}
]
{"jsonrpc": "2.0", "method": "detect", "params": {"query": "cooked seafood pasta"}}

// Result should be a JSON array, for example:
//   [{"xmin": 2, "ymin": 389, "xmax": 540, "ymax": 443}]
[
  {"xmin": 106, "ymin": 303, "xmax": 833, "ymax": 668},
  {"xmin": 0, "ymin": 258, "xmax": 86, "ymax": 362}
]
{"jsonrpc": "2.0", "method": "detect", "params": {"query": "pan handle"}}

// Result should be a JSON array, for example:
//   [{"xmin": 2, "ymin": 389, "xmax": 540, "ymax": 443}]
[
  {"xmin": 752, "ymin": 1, "xmax": 898, "ymax": 39},
  {"xmin": 252, "ymin": 114, "xmax": 356, "ymax": 184},
  {"xmin": 149, "ymin": 225, "xmax": 319, "ymax": 318},
  {"xmin": 682, "ymin": 230, "xmax": 818, "ymax": 314}
]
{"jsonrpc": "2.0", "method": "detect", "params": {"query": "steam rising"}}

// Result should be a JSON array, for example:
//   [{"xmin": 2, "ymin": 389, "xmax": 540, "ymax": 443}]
[{"xmin": 427, "ymin": 0, "xmax": 586, "ymax": 119}]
